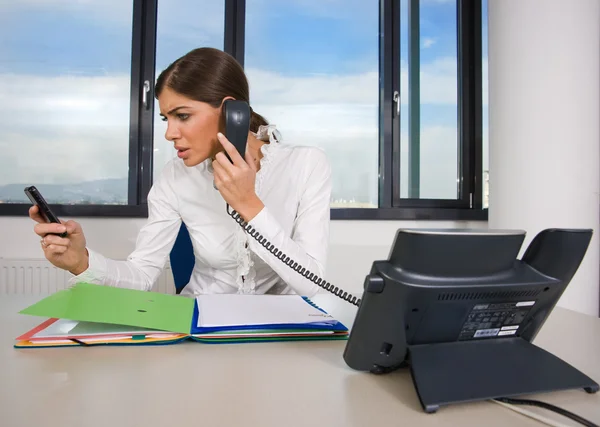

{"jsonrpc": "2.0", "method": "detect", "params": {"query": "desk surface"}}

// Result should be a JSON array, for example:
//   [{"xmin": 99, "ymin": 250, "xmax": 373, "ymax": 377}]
[{"xmin": 1, "ymin": 294, "xmax": 599, "ymax": 427}]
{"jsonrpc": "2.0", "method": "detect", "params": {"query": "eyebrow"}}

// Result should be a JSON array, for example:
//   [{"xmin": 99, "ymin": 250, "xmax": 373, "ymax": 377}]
[{"xmin": 160, "ymin": 106, "xmax": 191, "ymax": 117}]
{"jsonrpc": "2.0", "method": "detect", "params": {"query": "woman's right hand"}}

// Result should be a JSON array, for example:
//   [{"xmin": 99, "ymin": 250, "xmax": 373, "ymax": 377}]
[{"xmin": 29, "ymin": 205, "xmax": 89, "ymax": 275}]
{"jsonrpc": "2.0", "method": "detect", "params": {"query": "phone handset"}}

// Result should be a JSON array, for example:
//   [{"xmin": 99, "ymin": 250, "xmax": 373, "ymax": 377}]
[
  {"xmin": 222, "ymin": 100, "xmax": 360, "ymax": 306},
  {"xmin": 222, "ymin": 99, "xmax": 250, "ymax": 162}
]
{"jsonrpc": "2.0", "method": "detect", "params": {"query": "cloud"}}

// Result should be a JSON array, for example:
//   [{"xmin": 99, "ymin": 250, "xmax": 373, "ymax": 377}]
[
  {"xmin": 247, "ymin": 55, "xmax": 465, "ymax": 108},
  {"xmin": 482, "ymin": 56, "xmax": 489, "ymax": 106},
  {"xmin": 422, "ymin": 38, "xmax": 437, "ymax": 49},
  {"xmin": 0, "ymin": 73, "xmax": 130, "ymax": 128},
  {"xmin": 420, "ymin": 0, "xmax": 456, "ymax": 4},
  {"xmin": 0, "ymin": 53, "xmax": 474, "ymax": 204},
  {"xmin": 249, "ymin": 0, "xmax": 376, "ymax": 22},
  {"xmin": 0, "ymin": 73, "xmax": 131, "ymax": 185},
  {"xmin": 400, "ymin": 126, "xmax": 459, "ymax": 198},
  {"xmin": 0, "ymin": 0, "xmax": 133, "ymax": 27},
  {"xmin": 402, "ymin": 57, "xmax": 458, "ymax": 105}
]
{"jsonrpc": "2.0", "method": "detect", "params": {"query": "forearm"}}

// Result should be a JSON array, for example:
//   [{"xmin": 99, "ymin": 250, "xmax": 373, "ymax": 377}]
[
  {"xmin": 68, "ymin": 248, "xmax": 157, "ymax": 291},
  {"xmin": 246, "ymin": 207, "xmax": 326, "ymax": 297},
  {"xmin": 67, "ymin": 159, "xmax": 181, "ymax": 292}
]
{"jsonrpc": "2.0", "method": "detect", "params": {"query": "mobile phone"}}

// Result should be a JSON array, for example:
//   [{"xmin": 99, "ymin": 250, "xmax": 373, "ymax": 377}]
[
  {"xmin": 24, "ymin": 186, "xmax": 67, "ymax": 238},
  {"xmin": 222, "ymin": 99, "xmax": 250, "ymax": 162}
]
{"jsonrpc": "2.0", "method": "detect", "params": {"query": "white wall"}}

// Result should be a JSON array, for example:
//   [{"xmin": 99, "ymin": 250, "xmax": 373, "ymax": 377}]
[
  {"xmin": 488, "ymin": 0, "xmax": 600, "ymax": 317},
  {"xmin": 0, "ymin": 216, "xmax": 485, "ymax": 294}
]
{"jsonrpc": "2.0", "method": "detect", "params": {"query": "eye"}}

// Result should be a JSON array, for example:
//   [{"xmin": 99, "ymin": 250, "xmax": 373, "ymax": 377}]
[
  {"xmin": 160, "ymin": 116, "xmax": 167, "ymax": 122},
  {"xmin": 177, "ymin": 113, "xmax": 190, "ymax": 121}
]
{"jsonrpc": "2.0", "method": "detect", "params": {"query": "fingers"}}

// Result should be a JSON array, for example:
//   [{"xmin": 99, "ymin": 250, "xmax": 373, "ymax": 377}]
[
  {"xmin": 212, "ymin": 159, "xmax": 226, "ymax": 189},
  {"xmin": 245, "ymin": 151, "xmax": 258, "ymax": 172},
  {"xmin": 43, "ymin": 243, "xmax": 68, "ymax": 255},
  {"xmin": 43, "ymin": 234, "xmax": 70, "ymax": 247},
  {"xmin": 40, "ymin": 235, "xmax": 69, "ymax": 255},
  {"xmin": 29, "ymin": 205, "xmax": 46, "ymax": 224},
  {"xmin": 214, "ymin": 151, "xmax": 236, "ymax": 176},
  {"xmin": 217, "ymin": 132, "xmax": 247, "ymax": 167},
  {"xmin": 64, "ymin": 220, "xmax": 82, "ymax": 236},
  {"xmin": 42, "ymin": 234, "xmax": 70, "ymax": 250},
  {"xmin": 34, "ymin": 222, "xmax": 67, "ymax": 238}
]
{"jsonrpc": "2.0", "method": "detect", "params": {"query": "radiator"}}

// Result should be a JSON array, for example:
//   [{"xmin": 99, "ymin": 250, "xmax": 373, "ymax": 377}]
[{"xmin": 0, "ymin": 258, "xmax": 175, "ymax": 295}]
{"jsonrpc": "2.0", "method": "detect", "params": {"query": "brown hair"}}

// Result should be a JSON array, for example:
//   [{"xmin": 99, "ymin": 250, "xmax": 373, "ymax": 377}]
[{"xmin": 155, "ymin": 47, "xmax": 268, "ymax": 133}]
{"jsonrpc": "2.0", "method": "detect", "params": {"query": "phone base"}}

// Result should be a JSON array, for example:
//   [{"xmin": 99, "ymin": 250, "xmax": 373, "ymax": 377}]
[{"xmin": 408, "ymin": 337, "xmax": 598, "ymax": 413}]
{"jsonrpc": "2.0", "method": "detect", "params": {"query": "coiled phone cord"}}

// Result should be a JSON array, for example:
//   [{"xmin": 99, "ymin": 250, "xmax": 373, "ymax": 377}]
[{"xmin": 227, "ymin": 204, "xmax": 361, "ymax": 306}]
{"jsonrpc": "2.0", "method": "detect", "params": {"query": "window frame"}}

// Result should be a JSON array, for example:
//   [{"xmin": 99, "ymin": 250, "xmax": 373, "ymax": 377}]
[
  {"xmin": 0, "ymin": 0, "xmax": 486, "ymax": 221},
  {"xmin": 373, "ymin": 0, "xmax": 485, "ymax": 220}
]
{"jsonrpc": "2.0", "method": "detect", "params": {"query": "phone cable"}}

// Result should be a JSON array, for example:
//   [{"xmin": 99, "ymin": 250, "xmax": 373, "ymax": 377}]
[
  {"xmin": 227, "ymin": 204, "xmax": 361, "ymax": 307},
  {"xmin": 493, "ymin": 397, "xmax": 599, "ymax": 427}
]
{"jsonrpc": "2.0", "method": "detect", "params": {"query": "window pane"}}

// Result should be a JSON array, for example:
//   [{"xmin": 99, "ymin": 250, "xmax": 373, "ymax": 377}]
[
  {"xmin": 482, "ymin": 0, "xmax": 489, "ymax": 208},
  {"xmin": 399, "ymin": 0, "xmax": 459, "ymax": 199},
  {"xmin": 0, "ymin": 1, "xmax": 133, "ymax": 204},
  {"xmin": 153, "ymin": 0, "xmax": 225, "ymax": 182},
  {"xmin": 245, "ymin": 0, "xmax": 380, "ymax": 208}
]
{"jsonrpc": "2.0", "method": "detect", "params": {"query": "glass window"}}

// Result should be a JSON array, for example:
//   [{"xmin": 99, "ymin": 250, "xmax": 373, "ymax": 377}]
[
  {"xmin": 0, "ymin": 1, "xmax": 134, "ymax": 204},
  {"xmin": 399, "ymin": 0, "xmax": 459, "ymax": 199},
  {"xmin": 245, "ymin": 0, "xmax": 380, "ymax": 208},
  {"xmin": 482, "ymin": 0, "xmax": 489, "ymax": 208},
  {"xmin": 152, "ymin": 0, "xmax": 225, "ymax": 182}
]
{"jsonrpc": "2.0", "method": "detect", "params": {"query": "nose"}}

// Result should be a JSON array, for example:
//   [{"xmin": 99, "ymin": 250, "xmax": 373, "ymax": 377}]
[{"xmin": 165, "ymin": 120, "xmax": 181, "ymax": 142}]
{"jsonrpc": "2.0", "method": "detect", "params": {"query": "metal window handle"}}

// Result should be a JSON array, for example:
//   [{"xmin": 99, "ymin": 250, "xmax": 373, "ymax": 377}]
[
  {"xmin": 142, "ymin": 80, "xmax": 150, "ymax": 110},
  {"xmin": 393, "ymin": 91, "xmax": 400, "ymax": 116}
]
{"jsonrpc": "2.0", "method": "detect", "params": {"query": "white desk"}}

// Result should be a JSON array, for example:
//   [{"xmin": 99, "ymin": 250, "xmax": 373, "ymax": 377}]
[{"xmin": 1, "ymin": 294, "xmax": 599, "ymax": 427}]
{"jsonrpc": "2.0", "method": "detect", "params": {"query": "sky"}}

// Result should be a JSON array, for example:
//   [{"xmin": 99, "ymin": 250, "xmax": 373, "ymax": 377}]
[{"xmin": 0, "ymin": 0, "xmax": 488, "ymax": 206}]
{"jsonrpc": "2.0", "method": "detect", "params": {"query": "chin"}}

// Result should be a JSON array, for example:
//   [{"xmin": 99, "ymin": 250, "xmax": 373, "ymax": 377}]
[{"xmin": 182, "ymin": 155, "xmax": 207, "ymax": 167}]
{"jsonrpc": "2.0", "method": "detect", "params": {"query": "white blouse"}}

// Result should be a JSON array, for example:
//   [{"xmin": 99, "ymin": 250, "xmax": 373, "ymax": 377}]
[{"xmin": 69, "ymin": 125, "xmax": 332, "ymax": 298}]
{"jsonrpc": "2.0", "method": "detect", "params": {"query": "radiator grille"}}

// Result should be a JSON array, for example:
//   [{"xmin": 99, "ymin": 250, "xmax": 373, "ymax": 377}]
[
  {"xmin": 437, "ymin": 289, "xmax": 542, "ymax": 301},
  {"xmin": 0, "ymin": 258, "xmax": 175, "ymax": 295}
]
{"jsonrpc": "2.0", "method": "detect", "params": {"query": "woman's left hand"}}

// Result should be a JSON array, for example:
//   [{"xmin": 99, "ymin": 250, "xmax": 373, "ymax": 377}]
[{"xmin": 213, "ymin": 132, "xmax": 265, "ymax": 222}]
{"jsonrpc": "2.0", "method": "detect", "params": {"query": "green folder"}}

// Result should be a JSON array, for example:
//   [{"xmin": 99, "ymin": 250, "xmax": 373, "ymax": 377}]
[{"xmin": 19, "ymin": 282, "xmax": 194, "ymax": 334}]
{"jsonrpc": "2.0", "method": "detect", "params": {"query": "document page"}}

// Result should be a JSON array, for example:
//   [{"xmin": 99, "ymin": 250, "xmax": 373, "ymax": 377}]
[{"xmin": 196, "ymin": 294, "xmax": 335, "ymax": 328}]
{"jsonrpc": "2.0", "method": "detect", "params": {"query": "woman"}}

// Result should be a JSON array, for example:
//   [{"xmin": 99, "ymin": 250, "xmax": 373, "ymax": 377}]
[{"xmin": 29, "ymin": 47, "xmax": 332, "ymax": 297}]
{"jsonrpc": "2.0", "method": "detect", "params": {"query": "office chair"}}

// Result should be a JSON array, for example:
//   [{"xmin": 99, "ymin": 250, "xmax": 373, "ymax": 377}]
[{"xmin": 169, "ymin": 222, "xmax": 195, "ymax": 294}]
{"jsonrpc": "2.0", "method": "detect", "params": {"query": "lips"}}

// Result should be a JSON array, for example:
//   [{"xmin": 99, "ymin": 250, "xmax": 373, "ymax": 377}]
[{"xmin": 175, "ymin": 147, "xmax": 190, "ymax": 159}]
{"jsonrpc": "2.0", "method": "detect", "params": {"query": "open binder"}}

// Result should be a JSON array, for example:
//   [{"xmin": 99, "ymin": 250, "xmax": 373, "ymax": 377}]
[{"xmin": 14, "ymin": 283, "xmax": 348, "ymax": 348}]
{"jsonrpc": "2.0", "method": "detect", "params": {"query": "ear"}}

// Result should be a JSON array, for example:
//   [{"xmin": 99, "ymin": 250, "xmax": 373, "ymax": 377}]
[
  {"xmin": 217, "ymin": 96, "xmax": 236, "ymax": 133},
  {"xmin": 219, "ymin": 96, "xmax": 236, "ymax": 109}
]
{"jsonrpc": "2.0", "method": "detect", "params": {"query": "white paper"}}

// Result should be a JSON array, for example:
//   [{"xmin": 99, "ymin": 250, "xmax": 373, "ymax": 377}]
[
  {"xmin": 195, "ymin": 294, "xmax": 335, "ymax": 328},
  {"xmin": 32, "ymin": 318, "xmax": 165, "ymax": 339},
  {"xmin": 192, "ymin": 331, "xmax": 333, "ymax": 338}
]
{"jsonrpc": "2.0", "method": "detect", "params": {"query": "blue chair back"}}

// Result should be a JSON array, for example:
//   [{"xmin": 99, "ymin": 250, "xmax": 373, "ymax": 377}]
[{"xmin": 169, "ymin": 222, "xmax": 195, "ymax": 294}]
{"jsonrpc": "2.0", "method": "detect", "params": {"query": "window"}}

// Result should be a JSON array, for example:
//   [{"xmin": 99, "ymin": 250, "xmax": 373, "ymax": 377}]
[
  {"xmin": 245, "ymin": 0, "xmax": 380, "ymax": 208},
  {"xmin": 482, "ymin": 0, "xmax": 489, "ymax": 209},
  {"xmin": 379, "ymin": 0, "xmax": 484, "ymax": 217},
  {"xmin": 153, "ymin": 0, "xmax": 225, "ymax": 182},
  {"xmin": 0, "ymin": 0, "xmax": 486, "ymax": 221},
  {"xmin": 399, "ymin": 0, "xmax": 459, "ymax": 200},
  {"xmin": 0, "ymin": 0, "xmax": 135, "ymax": 212}
]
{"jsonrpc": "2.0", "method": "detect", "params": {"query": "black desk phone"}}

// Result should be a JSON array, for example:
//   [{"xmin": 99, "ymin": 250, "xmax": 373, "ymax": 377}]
[
  {"xmin": 223, "ymin": 101, "xmax": 598, "ymax": 418},
  {"xmin": 222, "ymin": 100, "xmax": 359, "ymax": 306}
]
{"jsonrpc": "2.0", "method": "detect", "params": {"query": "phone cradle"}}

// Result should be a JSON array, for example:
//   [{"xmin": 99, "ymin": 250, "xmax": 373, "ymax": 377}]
[{"xmin": 408, "ymin": 337, "xmax": 599, "ymax": 413}]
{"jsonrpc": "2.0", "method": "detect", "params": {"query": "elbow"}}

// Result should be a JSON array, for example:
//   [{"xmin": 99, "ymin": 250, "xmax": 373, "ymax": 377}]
[
  {"xmin": 138, "ymin": 269, "xmax": 157, "ymax": 292},
  {"xmin": 304, "ymin": 283, "xmax": 320, "ymax": 298},
  {"xmin": 123, "ymin": 260, "xmax": 158, "ymax": 292}
]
